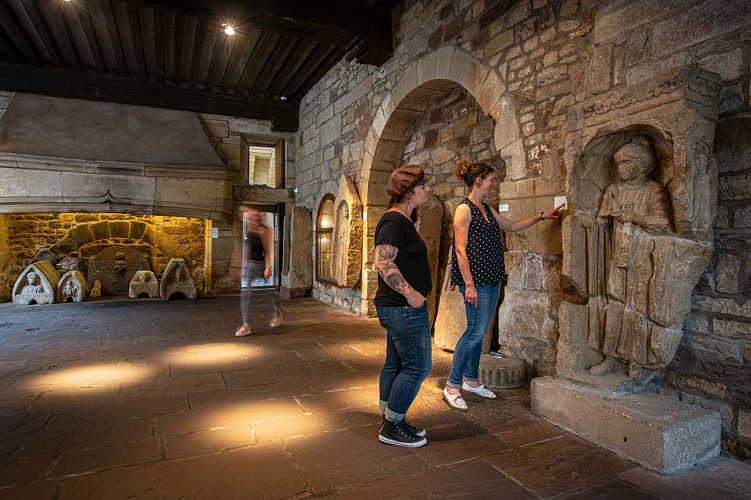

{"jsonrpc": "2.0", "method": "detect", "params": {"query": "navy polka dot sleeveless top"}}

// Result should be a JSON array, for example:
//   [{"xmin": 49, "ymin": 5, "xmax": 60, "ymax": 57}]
[{"xmin": 450, "ymin": 198, "xmax": 505, "ymax": 285}]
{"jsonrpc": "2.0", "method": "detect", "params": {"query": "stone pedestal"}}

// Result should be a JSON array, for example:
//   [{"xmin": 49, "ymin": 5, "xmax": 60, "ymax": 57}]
[
  {"xmin": 280, "ymin": 286, "xmax": 307, "ymax": 299},
  {"xmin": 129, "ymin": 270, "xmax": 159, "ymax": 298},
  {"xmin": 531, "ymin": 376, "xmax": 721, "ymax": 474},
  {"xmin": 479, "ymin": 355, "xmax": 525, "ymax": 389}
]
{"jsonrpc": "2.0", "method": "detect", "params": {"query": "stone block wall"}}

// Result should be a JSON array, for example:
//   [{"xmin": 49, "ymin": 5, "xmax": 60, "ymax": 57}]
[
  {"xmin": 295, "ymin": 0, "xmax": 751, "ymax": 458},
  {"xmin": 0, "ymin": 214, "xmax": 9, "ymax": 300},
  {"xmin": 4, "ymin": 213, "xmax": 207, "ymax": 301}
]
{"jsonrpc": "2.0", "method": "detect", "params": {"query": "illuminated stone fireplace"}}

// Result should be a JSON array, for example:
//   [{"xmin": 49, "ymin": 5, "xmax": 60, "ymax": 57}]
[{"xmin": 0, "ymin": 94, "xmax": 234, "ymax": 302}]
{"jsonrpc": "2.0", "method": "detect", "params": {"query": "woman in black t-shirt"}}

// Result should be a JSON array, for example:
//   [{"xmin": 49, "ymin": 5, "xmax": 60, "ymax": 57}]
[{"xmin": 374, "ymin": 165, "xmax": 432, "ymax": 448}]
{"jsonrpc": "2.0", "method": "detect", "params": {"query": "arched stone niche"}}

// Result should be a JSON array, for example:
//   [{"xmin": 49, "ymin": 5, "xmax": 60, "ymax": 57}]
[
  {"xmin": 358, "ymin": 46, "xmax": 517, "ymax": 316},
  {"xmin": 330, "ymin": 175, "xmax": 363, "ymax": 288},
  {"xmin": 558, "ymin": 65, "xmax": 722, "ymax": 390},
  {"xmin": 12, "ymin": 261, "xmax": 59, "ymax": 305},
  {"xmin": 57, "ymin": 270, "xmax": 86, "ymax": 303}
]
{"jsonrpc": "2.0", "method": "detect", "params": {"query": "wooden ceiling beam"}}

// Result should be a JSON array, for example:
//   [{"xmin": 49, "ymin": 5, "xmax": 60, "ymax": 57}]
[
  {"xmin": 153, "ymin": 6, "xmax": 165, "ymax": 82},
  {"xmin": 0, "ymin": 0, "xmax": 43, "ymax": 65},
  {"xmin": 173, "ymin": 11, "xmax": 184, "ymax": 83},
  {"xmin": 126, "ymin": 2, "xmax": 148, "ymax": 80},
  {"xmin": 24, "ymin": 0, "xmax": 65, "ymax": 68},
  {"xmin": 267, "ymin": 40, "xmax": 316, "ymax": 98},
  {"xmin": 80, "ymin": 0, "xmax": 393, "ymax": 65},
  {"xmin": 188, "ymin": 15, "xmax": 207, "ymax": 88},
  {"xmin": 100, "ymin": 0, "xmax": 129, "ymax": 76},
  {"xmin": 75, "ymin": 1, "xmax": 107, "ymax": 73},
  {"xmin": 219, "ymin": 28, "xmax": 260, "ymax": 91},
  {"xmin": 0, "ymin": 62, "xmax": 299, "ymax": 131}
]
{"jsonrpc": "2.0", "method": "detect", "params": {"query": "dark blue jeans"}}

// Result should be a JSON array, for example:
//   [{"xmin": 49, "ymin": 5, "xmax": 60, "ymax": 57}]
[
  {"xmin": 447, "ymin": 283, "xmax": 500, "ymax": 388},
  {"xmin": 376, "ymin": 302, "xmax": 432, "ymax": 421}
]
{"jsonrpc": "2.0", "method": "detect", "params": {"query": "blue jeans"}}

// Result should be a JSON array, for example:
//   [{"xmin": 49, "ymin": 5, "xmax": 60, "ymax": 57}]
[
  {"xmin": 376, "ymin": 303, "xmax": 432, "ymax": 421},
  {"xmin": 447, "ymin": 283, "xmax": 500, "ymax": 388},
  {"xmin": 240, "ymin": 261, "xmax": 280, "ymax": 324}
]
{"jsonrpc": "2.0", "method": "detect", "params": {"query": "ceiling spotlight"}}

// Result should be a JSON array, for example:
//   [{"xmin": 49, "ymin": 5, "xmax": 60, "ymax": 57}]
[
  {"xmin": 222, "ymin": 24, "xmax": 235, "ymax": 36},
  {"xmin": 280, "ymin": 96, "xmax": 287, "ymax": 101}
]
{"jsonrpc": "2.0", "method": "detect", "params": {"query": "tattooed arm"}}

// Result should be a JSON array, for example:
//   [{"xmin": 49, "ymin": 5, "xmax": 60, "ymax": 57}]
[{"xmin": 374, "ymin": 244, "xmax": 426, "ymax": 308}]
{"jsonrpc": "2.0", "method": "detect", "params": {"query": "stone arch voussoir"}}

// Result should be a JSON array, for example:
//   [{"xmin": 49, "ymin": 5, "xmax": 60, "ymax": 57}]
[{"xmin": 358, "ymin": 46, "xmax": 522, "ymax": 314}]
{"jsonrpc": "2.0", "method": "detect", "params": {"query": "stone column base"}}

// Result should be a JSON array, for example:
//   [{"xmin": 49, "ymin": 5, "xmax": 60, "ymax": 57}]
[
  {"xmin": 479, "ymin": 354, "xmax": 525, "ymax": 389},
  {"xmin": 280, "ymin": 286, "xmax": 308, "ymax": 299},
  {"xmin": 531, "ymin": 376, "xmax": 720, "ymax": 474}
]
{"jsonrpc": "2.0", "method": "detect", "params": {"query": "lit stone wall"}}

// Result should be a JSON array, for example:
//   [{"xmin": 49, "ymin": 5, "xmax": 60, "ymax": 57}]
[
  {"xmin": 0, "ymin": 214, "xmax": 9, "ymax": 300},
  {"xmin": 6, "ymin": 213, "xmax": 207, "ymax": 297},
  {"xmin": 295, "ymin": 0, "xmax": 751, "ymax": 458}
]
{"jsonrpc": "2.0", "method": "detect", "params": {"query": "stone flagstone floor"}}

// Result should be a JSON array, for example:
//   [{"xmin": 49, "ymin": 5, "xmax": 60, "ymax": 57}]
[{"xmin": 0, "ymin": 295, "xmax": 749, "ymax": 499}]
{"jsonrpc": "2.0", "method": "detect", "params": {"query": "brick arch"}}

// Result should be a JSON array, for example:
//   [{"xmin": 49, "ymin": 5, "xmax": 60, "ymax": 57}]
[
  {"xmin": 357, "ymin": 46, "xmax": 521, "ymax": 314},
  {"xmin": 36, "ymin": 220, "xmax": 185, "ymax": 264}
]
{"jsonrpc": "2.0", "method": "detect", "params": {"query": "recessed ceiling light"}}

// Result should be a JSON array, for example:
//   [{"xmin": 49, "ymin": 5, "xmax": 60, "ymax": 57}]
[{"xmin": 222, "ymin": 24, "xmax": 235, "ymax": 36}]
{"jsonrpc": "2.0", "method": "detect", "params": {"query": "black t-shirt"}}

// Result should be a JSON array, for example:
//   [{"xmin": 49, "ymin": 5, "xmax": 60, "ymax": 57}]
[{"xmin": 374, "ymin": 211, "xmax": 432, "ymax": 306}]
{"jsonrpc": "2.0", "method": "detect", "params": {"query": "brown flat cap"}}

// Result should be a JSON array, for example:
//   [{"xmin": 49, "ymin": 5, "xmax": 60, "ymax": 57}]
[{"xmin": 386, "ymin": 165, "xmax": 428, "ymax": 197}]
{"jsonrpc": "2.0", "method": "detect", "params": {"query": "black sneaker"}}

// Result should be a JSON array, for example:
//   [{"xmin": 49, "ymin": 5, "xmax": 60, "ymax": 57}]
[
  {"xmin": 379, "ymin": 418, "xmax": 428, "ymax": 448},
  {"xmin": 381, "ymin": 415, "xmax": 426, "ymax": 437},
  {"xmin": 403, "ymin": 418, "xmax": 426, "ymax": 437}
]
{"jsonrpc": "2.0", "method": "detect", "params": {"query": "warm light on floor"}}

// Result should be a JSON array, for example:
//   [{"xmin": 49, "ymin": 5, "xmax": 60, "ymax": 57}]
[
  {"xmin": 163, "ymin": 343, "xmax": 259, "ymax": 366},
  {"xmin": 26, "ymin": 362, "xmax": 156, "ymax": 390}
]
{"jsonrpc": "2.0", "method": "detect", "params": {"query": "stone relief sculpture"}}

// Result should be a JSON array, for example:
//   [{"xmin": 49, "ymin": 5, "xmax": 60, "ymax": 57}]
[
  {"xmin": 330, "ymin": 175, "xmax": 363, "ymax": 288},
  {"xmin": 330, "ymin": 200, "xmax": 350, "ymax": 285},
  {"xmin": 588, "ymin": 136, "xmax": 674, "ymax": 384},
  {"xmin": 23, "ymin": 272, "xmax": 44, "ymax": 294},
  {"xmin": 160, "ymin": 258, "xmax": 197, "ymax": 300},
  {"xmin": 12, "ymin": 261, "xmax": 60, "ymax": 305},
  {"xmin": 88, "ymin": 245, "xmax": 150, "ymax": 296},
  {"xmin": 129, "ymin": 270, "xmax": 159, "ymax": 298},
  {"xmin": 564, "ymin": 132, "xmax": 709, "ymax": 393},
  {"xmin": 57, "ymin": 270, "xmax": 86, "ymax": 303}
]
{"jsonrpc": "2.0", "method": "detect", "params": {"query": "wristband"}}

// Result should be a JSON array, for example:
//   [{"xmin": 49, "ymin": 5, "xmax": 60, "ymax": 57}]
[{"xmin": 539, "ymin": 212, "xmax": 546, "ymax": 220}]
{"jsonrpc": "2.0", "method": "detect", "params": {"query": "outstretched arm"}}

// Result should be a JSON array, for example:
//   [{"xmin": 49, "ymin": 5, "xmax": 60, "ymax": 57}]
[
  {"xmin": 491, "ymin": 204, "xmax": 565, "ymax": 232},
  {"xmin": 374, "ymin": 244, "xmax": 425, "ymax": 308}
]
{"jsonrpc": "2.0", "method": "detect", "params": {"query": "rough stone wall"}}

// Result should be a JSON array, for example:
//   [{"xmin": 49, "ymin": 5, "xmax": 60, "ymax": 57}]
[
  {"xmin": 5, "ymin": 213, "xmax": 206, "ymax": 298},
  {"xmin": 400, "ymin": 86, "xmax": 501, "ymax": 290},
  {"xmin": 0, "ymin": 214, "xmax": 9, "ymax": 300},
  {"xmin": 668, "ymin": 115, "xmax": 751, "ymax": 460},
  {"xmin": 296, "ymin": 0, "xmax": 751, "ymax": 458}
]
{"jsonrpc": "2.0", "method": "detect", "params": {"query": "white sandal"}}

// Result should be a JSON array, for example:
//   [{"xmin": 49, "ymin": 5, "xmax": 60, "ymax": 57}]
[
  {"xmin": 443, "ymin": 387, "xmax": 468, "ymax": 411},
  {"xmin": 462, "ymin": 382, "xmax": 497, "ymax": 399}
]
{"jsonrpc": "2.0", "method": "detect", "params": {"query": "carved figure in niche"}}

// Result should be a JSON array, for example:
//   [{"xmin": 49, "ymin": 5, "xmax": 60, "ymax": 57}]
[
  {"xmin": 330, "ymin": 200, "xmax": 350, "ymax": 285},
  {"xmin": 114, "ymin": 252, "xmax": 127, "ymax": 274},
  {"xmin": 23, "ymin": 272, "xmax": 44, "ymax": 294},
  {"xmin": 588, "ymin": 135, "xmax": 674, "ymax": 385}
]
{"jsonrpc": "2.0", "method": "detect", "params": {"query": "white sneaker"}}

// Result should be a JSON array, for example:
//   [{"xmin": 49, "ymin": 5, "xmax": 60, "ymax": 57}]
[
  {"xmin": 462, "ymin": 382, "xmax": 497, "ymax": 399},
  {"xmin": 235, "ymin": 324, "xmax": 251, "ymax": 337}
]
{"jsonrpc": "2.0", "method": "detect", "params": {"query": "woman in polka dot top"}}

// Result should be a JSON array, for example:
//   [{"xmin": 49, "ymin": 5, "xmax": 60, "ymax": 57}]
[{"xmin": 443, "ymin": 160, "xmax": 564, "ymax": 411}]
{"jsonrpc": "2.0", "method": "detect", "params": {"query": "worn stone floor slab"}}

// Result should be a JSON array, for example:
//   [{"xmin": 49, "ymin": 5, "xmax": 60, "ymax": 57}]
[{"xmin": 0, "ymin": 296, "xmax": 749, "ymax": 499}]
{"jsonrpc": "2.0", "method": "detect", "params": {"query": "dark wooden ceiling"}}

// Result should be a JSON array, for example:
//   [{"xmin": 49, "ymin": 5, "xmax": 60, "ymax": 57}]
[{"xmin": 0, "ymin": 0, "xmax": 396, "ymax": 131}]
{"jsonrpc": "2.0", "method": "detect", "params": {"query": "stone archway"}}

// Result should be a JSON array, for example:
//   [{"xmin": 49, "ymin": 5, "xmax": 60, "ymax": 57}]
[{"xmin": 358, "ymin": 46, "xmax": 521, "ymax": 315}]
